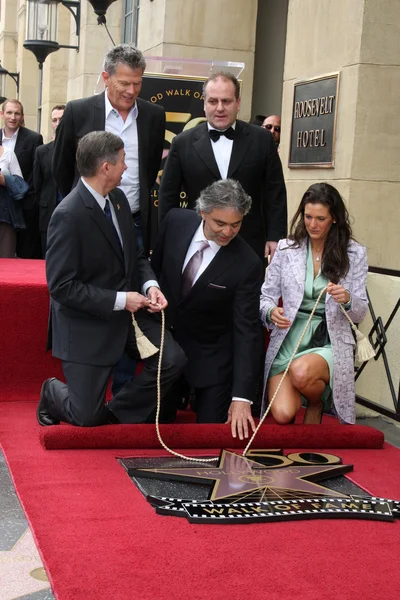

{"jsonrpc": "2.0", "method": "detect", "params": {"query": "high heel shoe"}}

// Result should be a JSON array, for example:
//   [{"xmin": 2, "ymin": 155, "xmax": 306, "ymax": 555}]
[{"xmin": 303, "ymin": 399, "xmax": 323, "ymax": 424}]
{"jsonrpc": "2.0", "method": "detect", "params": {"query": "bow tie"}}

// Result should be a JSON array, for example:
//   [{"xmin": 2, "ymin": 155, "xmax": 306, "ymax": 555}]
[{"xmin": 209, "ymin": 127, "xmax": 236, "ymax": 142}]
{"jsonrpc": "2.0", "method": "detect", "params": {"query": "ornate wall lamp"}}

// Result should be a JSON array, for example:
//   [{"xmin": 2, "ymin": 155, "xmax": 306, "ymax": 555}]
[
  {"xmin": 0, "ymin": 65, "xmax": 20, "ymax": 102},
  {"xmin": 23, "ymin": 0, "xmax": 117, "ymax": 130}
]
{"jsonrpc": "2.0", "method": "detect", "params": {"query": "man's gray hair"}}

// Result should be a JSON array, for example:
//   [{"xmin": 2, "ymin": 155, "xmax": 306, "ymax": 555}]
[
  {"xmin": 76, "ymin": 131, "xmax": 124, "ymax": 177},
  {"xmin": 195, "ymin": 179, "xmax": 252, "ymax": 215},
  {"xmin": 104, "ymin": 44, "xmax": 146, "ymax": 76}
]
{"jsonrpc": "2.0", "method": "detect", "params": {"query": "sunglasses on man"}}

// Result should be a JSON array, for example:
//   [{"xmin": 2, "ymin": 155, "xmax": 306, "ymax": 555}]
[{"xmin": 263, "ymin": 124, "xmax": 281, "ymax": 133}]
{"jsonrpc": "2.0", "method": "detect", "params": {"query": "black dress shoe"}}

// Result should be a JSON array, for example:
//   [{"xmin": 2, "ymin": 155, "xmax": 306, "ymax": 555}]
[
  {"xmin": 105, "ymin": 405, "xmax": 120, "ymax": 424},
  {"xmin": 37, "ymin": 378, "xmax": 60, "ymax": 426}
]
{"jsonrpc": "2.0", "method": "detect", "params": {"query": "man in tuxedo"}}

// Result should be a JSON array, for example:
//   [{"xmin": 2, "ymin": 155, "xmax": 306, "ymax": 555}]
[
  {"xmin": 0, "ymin": 99, "xmax": 43, "ymax": 258},
  {"xmin": 158, "ymin": 72, "xmax": 287, "ymax": 261},
  {"xmin": 33, "ymin": 104, "xmax": 65, "ymax": 256},
  {"xmin": 152, "ymin": 179, "xmax": 264, "ymax": 440},
  {"xmin": 53, "ymin": 43, "xmax": 165, "ymax": 257},
  {"xmin": 37, "ymin": 131, "xmax": 186, "ymax": 428}
]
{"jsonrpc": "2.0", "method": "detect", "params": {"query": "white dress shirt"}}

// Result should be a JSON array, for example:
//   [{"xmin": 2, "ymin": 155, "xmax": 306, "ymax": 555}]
[
  {"xmin": 81, "ymin": 179, "xmax": 157, "ymax": 310},
  {"xmin": 1, "ymin": 129, "xmax": 19, "ymax": 152},
  {"xmin": 104, "ymin": 94, "xmax": 140, "ymax": 214},
  {"xmin": 182, "ymin": 221, "xmax": 220, "ymax": 283},
  {"xmin": 183, "ymin": 221, "xmax": 251, "ymax": 405},
  {"xmin": 0, "ymin": 146, "xmax": 23, "ymax": 177},
  {"xmin": 207, "ymin": 122, "xmax": 236, "ymax": 180}
]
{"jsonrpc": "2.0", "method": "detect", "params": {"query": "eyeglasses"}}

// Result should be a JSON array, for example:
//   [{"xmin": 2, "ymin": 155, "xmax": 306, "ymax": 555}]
[{"xmin": 263, "ymin": 124, "xmax": 281, "ymax": 133}]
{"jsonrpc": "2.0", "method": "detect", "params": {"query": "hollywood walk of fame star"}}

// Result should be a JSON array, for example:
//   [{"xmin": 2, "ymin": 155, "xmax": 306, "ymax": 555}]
[
  {"xmin": 130, "ymin": 450, "xmax": 354, "ymax": 503},
  {"xmin": 0, "ymin": 528, "xmax": 50, "ymax": 600}
]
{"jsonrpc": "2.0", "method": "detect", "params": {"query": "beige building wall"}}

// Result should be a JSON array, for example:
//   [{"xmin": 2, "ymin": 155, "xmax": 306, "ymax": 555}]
[
  {"xmin": 138, "ymin": 0, "xmax": 258, "ymax": 121},
  {"xmin": 0, "ymin": 0, "xmax": 19, "ymax": 101},
  {"xmin": 281, "ymin": 0, "xmax": 400, "ymax": 414},
  {"xmin": 0, "ymin": 2, "xmax": 122, "ymax": 137},
  {"xmin": 252, "ymin": 0, "xmax": 289, "ymax": 119},
  {"xmin": 356, "ymin": 272, "xmax": 400, "ymax": 413},
  {"xmin": 66, "ymin": 2, "xmax": 121, "ymax": 102}
]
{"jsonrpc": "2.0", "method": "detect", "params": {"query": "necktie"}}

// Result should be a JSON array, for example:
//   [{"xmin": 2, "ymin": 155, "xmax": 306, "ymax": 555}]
[
  {"xmin": 181, "ymin": 240, "xmax": 209, "ymax": 296},
  {"xmin": 209, "ymin": 127, "xmax": 236, "ymax": 142},
  {"xmin": 103, "ymin": 198, "xmax": 122, "ymax": 249}
]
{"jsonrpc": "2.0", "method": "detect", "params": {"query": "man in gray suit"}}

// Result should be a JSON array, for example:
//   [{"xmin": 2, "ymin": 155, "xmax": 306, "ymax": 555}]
[{"xmin": 37, "ymin": 131, "xmax": 186, "ymax": 427}]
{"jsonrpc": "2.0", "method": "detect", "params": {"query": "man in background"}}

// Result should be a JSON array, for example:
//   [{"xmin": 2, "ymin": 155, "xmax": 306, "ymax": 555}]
[
  {"xmin": 158, "ymin": 72, "xmax": 287, "ymax": 262},
  {"xmin": 262, "ymin": 115, "xmax": 281, "ymax": 148},
  {"xmin": 250, "ymin": 114, "xmax": 267, "ymax": 127},
  {"xmin": 34, "ymin": 105, "xmax": 65, "ymax": 255},
  {"xmin": 0, "ymin": 99, "xmax": 43, "ymax": 258}
]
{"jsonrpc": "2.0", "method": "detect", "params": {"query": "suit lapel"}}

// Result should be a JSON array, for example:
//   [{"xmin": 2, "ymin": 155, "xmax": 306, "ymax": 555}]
[
  {"xmin": 14, "ymin": 127, "xmax": 27, "ymax": 154},
  {"xmin": 227, "ymin": 120, "xmax": 252, "ymax": 178},
  {"xmin": 109, "ymin": 190, "xmax": 130, "ymax": 273},
  {"xmin": 172, "ymin": 217, "xmax": 201, "ymax": 303},
  {"xmin": 79, "ymin": 181, "xmax": 124, "ymax": 264},
  {"xmin": 193, "ymin": 124, "xmax": 221, "ymax": 179},
  {"xmin": 184, "ymin": 239, "xmax": 238, "ymax": 299},
  {"xmin": 93, "ymin": 92, "xmax": 106, "ymax": 130}
]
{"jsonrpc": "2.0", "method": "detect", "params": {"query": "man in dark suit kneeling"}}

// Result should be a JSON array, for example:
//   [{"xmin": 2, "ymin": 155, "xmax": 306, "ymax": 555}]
[
  {"xmin": 37, "ymin": 131, "xmax": 186, "ymax": 427},
  {"xmin": 152, "ymin": 179, "xmax": 264, "ymax": 440}
]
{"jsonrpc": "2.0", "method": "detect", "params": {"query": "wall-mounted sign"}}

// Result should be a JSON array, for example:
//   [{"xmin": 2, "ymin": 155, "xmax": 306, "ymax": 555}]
[
  {"xmin": 289, "ymin": 72, "xmax": 340, "ymax": 168},
  {"xmin": 140, "ymin": 73, "xmax": 207, "ymax": 246}
]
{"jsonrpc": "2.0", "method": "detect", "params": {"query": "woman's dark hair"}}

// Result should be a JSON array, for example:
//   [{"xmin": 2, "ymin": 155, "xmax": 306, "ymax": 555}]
[{"xmin": 289, "ymin": 182, "xmax": 353, "ymax": 283}]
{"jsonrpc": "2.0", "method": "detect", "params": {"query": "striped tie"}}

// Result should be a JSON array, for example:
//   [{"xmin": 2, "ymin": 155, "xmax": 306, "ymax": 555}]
[{"xmin": 181, "ymin": 240, "xmax": 209, "ymax": 296}]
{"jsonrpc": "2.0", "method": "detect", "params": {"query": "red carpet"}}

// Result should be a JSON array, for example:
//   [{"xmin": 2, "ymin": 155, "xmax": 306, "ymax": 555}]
[
  {"xmin": 0, "ymin": 259, "xmax": 63, "ymax": 401},
  {"xmin": 40, "ymin": 422, "xmax": 384, "ymax": 450},
  {"xmin": 1, "ymin": 401, "xmax": 399, "ymax": 600}
]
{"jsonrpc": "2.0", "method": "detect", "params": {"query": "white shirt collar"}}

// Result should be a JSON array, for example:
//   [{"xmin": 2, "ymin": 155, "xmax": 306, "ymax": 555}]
[
  {"xmin": 193, "ymin": 220, "xmax": 219, "ymax": 254},
  {"xmin": 81, "ymin": 177, "xmax": 107, "ymax": 210},
  {"xmin": 207, "ymin": 121, "xmax": 237, "ymax": 133},
  {"xmin": 2, "ymin": 128, "xmax": 19, "ymax": 141},
  {"xmin": 105, "ymin": 92, "xmax": 138, "ymax": 120}
]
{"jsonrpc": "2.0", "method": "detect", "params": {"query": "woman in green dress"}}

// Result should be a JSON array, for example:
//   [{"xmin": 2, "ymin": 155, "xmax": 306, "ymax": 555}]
[{"xmin": 260, "ymin": 183, "xmax": 368, "ymax": 425}]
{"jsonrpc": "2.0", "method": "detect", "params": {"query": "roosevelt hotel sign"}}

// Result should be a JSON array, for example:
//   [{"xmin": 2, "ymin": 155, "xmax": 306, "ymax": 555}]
[{"xmin": 289, "ymin": 72, "xmax": 340, "ymax": 168}]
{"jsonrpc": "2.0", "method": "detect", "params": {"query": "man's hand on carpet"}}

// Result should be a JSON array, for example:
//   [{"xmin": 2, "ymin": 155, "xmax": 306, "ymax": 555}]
[{"xmin": 226, "ymin": 401, "xmax": 256, "ymax": 440}]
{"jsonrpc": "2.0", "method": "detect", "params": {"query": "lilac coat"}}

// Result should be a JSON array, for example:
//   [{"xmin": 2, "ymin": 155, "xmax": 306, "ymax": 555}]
[{"xmin": 260, "ymin": 238, "xmax": 368, "ymax": 423}]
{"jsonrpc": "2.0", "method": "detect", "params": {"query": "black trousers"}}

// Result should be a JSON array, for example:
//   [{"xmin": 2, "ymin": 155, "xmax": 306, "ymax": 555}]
[
  {"xmin": 17, "ymin": 206, "xmax": 42, "ymax": 258},
  {"xmin": 194, "ymin": 383, "xmax": 232, "ymax": 423},
  {"xmin": 46, "ymin": 311, "xmax": 187, "ymax": 426},
  {"xmin": 164, "ymin": 377, "xmax": 232, "ymax": 424}
]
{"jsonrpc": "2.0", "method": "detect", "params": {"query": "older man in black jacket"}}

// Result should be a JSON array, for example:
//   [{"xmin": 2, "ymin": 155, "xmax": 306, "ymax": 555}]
[
  {"xmin": 152, "ymin": 179, "xmax": 264, "ymax": 440},
  {"xmin": 38, "ymin": 131, "xmax": 185, "ymax": 428}
]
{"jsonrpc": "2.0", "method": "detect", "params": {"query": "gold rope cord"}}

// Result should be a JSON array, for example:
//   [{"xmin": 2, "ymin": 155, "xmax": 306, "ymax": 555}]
[
  {"xmin": 242, "ymin": 285, "xmax": 328, "ymax": 456},
  {"xmin": 154, "ymin": 286, "xmax": 329, "ymax": 462}
]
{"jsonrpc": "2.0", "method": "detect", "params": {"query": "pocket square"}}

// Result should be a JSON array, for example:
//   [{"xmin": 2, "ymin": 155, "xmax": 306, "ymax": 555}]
[{"xmin": 208, "ymin": 283, "xmax": 227, "ymax": 289}]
